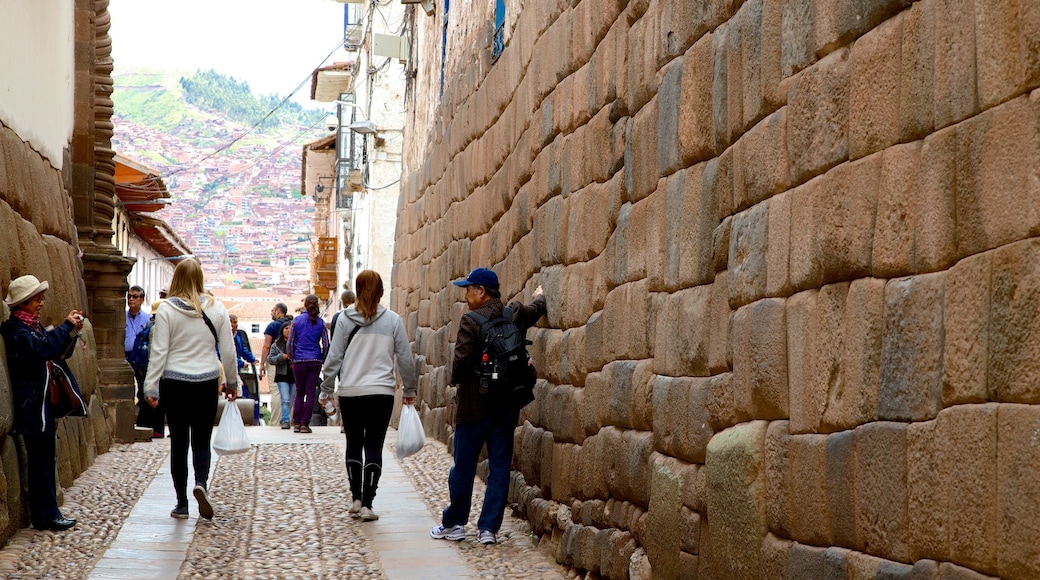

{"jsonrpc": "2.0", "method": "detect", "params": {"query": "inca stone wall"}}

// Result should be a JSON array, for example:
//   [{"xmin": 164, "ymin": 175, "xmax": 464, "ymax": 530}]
[
  {"xmin": 0, "ymin": 124, "xmax": 113, "ymax": 543},
  {"xmin": 395, "ymin": 0, "xmax": 1040, "ymax": 578}
]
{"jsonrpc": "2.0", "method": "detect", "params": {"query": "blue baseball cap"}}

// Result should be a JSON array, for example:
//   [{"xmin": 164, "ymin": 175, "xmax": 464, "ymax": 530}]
[{"xmin": 452, "ymin": 267, "xmax": 500, "ymax": 289}]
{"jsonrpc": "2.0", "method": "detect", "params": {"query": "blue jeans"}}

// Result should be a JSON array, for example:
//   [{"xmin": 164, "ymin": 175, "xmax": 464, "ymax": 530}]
[
  {"xmin": 442, "ymin": 408, "xmax": 519, "ymax": 533},
  {"xmin": 277, "ymin": 382, "xmax": 295, "ymax": 423}
]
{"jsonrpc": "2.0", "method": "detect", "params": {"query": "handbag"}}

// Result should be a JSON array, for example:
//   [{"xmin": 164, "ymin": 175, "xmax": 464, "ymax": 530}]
[
  {"xmin": 213, "ymin": 400, "xmax": 250, "ymax": 456},
  {"xmin": 47, "ymin": 361, "xmax": 86, "ymax": 418}
]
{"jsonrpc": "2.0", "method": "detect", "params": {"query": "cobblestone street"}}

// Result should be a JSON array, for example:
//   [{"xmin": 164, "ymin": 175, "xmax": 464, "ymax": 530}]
[{"xmin": 0, "ymin": 426, "xmax": 571, "ymax": 580}]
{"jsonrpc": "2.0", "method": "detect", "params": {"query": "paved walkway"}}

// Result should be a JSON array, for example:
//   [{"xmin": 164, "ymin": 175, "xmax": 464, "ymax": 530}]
[{"xmin": 88, "ymin": 427, "xmax": 470, "ymax": 580}]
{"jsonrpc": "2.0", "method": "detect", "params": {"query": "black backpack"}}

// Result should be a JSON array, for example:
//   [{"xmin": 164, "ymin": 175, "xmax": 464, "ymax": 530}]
[
  {"xmin": 468, "ymin": 306, "xmax": 537, "ymax": 410},
  {"xmin": 127, "ymin": 320, "xmax": 154, "ymax": 375}
]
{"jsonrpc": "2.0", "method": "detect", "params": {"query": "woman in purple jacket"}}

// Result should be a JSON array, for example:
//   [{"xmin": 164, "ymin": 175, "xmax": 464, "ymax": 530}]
[{"xmin": 286, "ymin": 294, "xmax": 329, "ymax": 433}]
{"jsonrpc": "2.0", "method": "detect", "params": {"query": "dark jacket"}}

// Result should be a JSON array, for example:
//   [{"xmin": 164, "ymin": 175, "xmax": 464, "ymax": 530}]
[
  {"xmin": 1, "ymin": 317, "xmax": 81, "ymax": 433},
  {"xmin": 450, "ymin": 295, "xmax": 546, "ymax": 425}
]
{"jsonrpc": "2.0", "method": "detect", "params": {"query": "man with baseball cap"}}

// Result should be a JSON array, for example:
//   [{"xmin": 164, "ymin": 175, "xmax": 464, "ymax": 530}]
[{"xmin": 430, "ymin": 267, "xmax": 547, "ymax": 545}]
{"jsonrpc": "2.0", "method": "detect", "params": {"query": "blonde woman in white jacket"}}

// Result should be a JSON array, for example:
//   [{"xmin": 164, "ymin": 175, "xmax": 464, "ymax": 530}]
[{"xmin": 144, "ymin": 259, "xmax": 238, "ymax": 520}]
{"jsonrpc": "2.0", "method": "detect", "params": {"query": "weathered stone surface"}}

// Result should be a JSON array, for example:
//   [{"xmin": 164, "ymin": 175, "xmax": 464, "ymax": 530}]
[
  {"xmin": 735, "ymin": 109, "xmax": 790, "ymax": 211},
  {"xmin": 997, "ymin": 404, "xmax": 1040, "ymax": 579},
  {"xmin": 657, "ymin": 60, "xmax": 683, "ymax": 178},
  {"xmin": 989, "ymin": 239, "xmax": 1040, "ymax": 403},
  {"xmin": 728, "ymin": 202, "xmax": 769, "ymax": 308},
  {"xmin": 906, "ymin": 418, "xmax": 944, "ymax": 562},
  {"xmin": 813, "ymin": 0, "xmax": 910, "ymax": 57},
  {"xmin": 849, "ymin": 12, "xmax": 902, "ymax": 160},
  {"xmin": 766, "ymin": 190, "xmax": 791, "ymax": 297},
  {"xmin": 933, "ymin": 0, "xmax": 978, "ymax": 128},
  {"xmin": 826, "ymin": 430, "xmax": 859, "ymax": 549},
  {"xmin": 823, "ymin": 278, "xmax": 885, "ymax": 432},
  {"xmin": 899, "ymin": 0, "xmax": 935, "ymax": 142},
  {"xmin": 873, "ymin": 142, "xmax": 919, "ymax": 278},
  {"xmin": 788, "ymin": 176, "xmax": 823, "ymax": 292},
  {"xmin": 761, "ymin": 532, "xmax": 793, "ymax": 579},
  {"xmin": 651, "ymin": 376, "xmax": 713, "ymax": 464},
  {"xmin": 943, "ymin": 251, "xmax": 991, "ymax": 406},
  {"xmin": 676, "ymin": 163, "xmax": 719, "ymax": 288},
  {"xmin": 879, "ymin": 273, "xmax": 945, "ymax": 422},
  {"xmin": 814, "ymin": 153, "xmax": 880, "ymax": 284},
  {"xmin": 853, "ymin": 421, "xmax": 910, "ymax": 562},
  {"xmin": 786, "ymin": 288, "xmax": 820, "ymax": 433},
  {"xmin": 787, "ymin": 48, "xmax": 849, "ymax": 184},
  {"xmin": 914, "ymin": 125, "xmax": 959, "ymax": 273},
  {"xmin": 625, "ymin": 97, "xmax": 659, "ymax": 204},
  {"xmin": 937, "ymin": 562, "xmax": 999, "ymax": 580},
  {"xmin": 731, "ymin": 298, "xmax": 788, "ymax": 421},
  {"xmin": 974, "ymin": 0, "xmax": 1029, "ymax": 110},
  {"xmin": 705, "ymin": 421, "xmax": 768, "ymax": 580},
  {"xmin": 788, "ymin": 434, "xmax": 831, "ymax": 545},
  {"xmin": 678, "ymin": 34, "xmax": 717, "ymax": 165},
  {"xmin": 653, "ymin": 286, "xmax": 711, "ymax": 378},
  {"xmin": 955, "ymin": 96, "xmax": 1040, "ymax": 260},
  {"xmin": 646, "ymin": 452, "xmax": 683, "ymax": 579},
  {"xmin": 938, "ymin": 404, "xmax": 999, "ymax": 574},
  {"xmin": 765, "ymin": 420, "xmax": 791, "ymax": 537},
  {"xmin": 780, "ymin": 0, "xmax": 815, "ymax": 78}
]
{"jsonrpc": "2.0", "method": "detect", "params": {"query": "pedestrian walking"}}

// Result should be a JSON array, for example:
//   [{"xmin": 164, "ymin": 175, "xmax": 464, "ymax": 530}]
[
  {"xmin": 259, "ymin": 302, "xmax": 290, "ymax": 382},
  {"xmin": 267, "ymin": 321, "xmax": 296, "ymax": 429},
  {"xmin": 1, "ymin": 275, "xmax": 86, "ymax": 532},
  {"xmin": 143, "ymin": 259, "xmax": 238, "ymax": 520},
  {"xmin": 321, "ymin": 270, "xmax": 417, "ymax": 521},
  {"xmin": 126, "ymin": 285, "xmax": 164, "ymax": 438},
  {"xmin": 286, "ymin": 294, "xmax": 329, "ymax": 433},
  {"xmin": 430, "ymin": 267, "xmax": 545, "ymax": 545}
]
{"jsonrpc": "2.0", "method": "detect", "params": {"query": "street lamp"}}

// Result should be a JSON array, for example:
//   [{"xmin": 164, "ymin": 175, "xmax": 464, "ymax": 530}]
[{"xmin": 333, "ymin": 100, "xmax": 380, "ymax": 135}]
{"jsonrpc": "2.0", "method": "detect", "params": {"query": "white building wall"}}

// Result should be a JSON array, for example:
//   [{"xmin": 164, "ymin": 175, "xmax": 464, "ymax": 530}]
[{"xmin": 0, "ymin": 0, "xmax": 74, "ymax": 170}]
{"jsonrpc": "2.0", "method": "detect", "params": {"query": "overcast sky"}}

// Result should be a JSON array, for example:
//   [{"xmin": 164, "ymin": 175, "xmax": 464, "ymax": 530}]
[{"xmin": 108, "ymin": 0, "xmax": 351, "ymax": 108}]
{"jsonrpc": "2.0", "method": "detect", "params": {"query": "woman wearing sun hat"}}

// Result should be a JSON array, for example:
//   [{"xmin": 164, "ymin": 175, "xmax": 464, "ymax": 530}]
[{"xmin": 0, "ymin": 274, "xmax": 85, "ymax": 532}]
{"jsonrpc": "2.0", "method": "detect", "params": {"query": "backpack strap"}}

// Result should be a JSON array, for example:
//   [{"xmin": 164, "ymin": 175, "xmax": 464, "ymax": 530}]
[{"xmin": 200, "ymin": 311, "xmax": 219, "ymax": 346}]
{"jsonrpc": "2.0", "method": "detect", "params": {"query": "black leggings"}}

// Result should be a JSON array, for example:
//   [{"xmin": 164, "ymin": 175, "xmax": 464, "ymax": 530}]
[
  {"xmin": 341, "ymin": 394, "xmax": 394, "ymax": 470},
  {"xmin": 161, "ymin": 377, "xmax": 218, "ymax": 502}
]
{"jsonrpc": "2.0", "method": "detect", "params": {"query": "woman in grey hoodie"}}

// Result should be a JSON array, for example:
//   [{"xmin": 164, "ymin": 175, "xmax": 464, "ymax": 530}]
[{"xmin": 320, "ymin": 270, "xmax": 416, "ymax": 521}]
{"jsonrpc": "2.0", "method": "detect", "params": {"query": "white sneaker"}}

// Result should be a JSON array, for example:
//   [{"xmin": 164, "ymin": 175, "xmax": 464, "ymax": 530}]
[
  {"xmin": 193, "ymin": 485, "xmax": 213, "ymax": 520},
  {"xmin": 348, "ymin": 499, "xmax": 362, "ymax": 518},
  {"xmin": 360, "ymin": 506, "xmax": 379, "ymax": 521},
  {"xmin": 478, "ymin": 530, "xmax": 496, "ymax": 545},
  {"xmin": 430, "ymin": 524, "xmax": 465, "ymax": 541}
]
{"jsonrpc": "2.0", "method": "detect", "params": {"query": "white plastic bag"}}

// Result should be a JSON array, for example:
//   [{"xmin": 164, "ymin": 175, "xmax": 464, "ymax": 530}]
[
  {"xmin": 213, "ymin": 401, "xmax": 250, "ymax": 456},
  {"xmin": 396, "ymin": 405, "xmax": 424, "ymax": 459}
]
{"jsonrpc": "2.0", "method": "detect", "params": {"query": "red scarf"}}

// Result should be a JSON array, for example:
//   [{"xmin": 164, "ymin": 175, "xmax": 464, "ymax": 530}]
[{"xmin": 12, "ymin": 309, "xmax": 41, "ymax": 330}]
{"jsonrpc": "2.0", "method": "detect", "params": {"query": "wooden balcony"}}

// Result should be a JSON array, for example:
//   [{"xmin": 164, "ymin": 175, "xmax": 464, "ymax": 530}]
[{"xmin": 313, "ymin": 237, "xmax": 338, "ymax": 292}]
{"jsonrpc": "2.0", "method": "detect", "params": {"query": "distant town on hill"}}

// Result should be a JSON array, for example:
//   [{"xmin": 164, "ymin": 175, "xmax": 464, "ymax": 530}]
[{"xmin": 112, "ymin": 68, "xmax": 333, "ymax": 296}]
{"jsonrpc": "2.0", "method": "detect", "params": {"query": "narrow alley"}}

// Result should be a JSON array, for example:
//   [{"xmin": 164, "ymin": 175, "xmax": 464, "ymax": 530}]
[{"xmin": 0, "ymin": 427, "xmax": 570, "ymax": 580}]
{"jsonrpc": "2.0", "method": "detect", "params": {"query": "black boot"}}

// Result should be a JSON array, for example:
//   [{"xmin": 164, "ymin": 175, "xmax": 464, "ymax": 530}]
[
  {"xmin": 361, "ymin": 463, "xmax": 382, "ymax": 520},
  {"xmin": 346, "ymin": 459, "xmax": 363, "ymax": 501}
]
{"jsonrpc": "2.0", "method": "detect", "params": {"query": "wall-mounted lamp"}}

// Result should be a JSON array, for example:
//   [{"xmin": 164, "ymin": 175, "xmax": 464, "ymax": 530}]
[
  {"xmin": 333, "ymin": 101, "xmax": 382, "ymax": 136},
  {"xmin": 315, "ymin": 176, "xmax": 334, "ymax": 193}
]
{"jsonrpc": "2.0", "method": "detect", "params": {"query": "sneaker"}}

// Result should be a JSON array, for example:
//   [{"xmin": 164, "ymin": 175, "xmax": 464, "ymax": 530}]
[
  {"xmin": 348, "ymin": 499, "xmax": 362, "ymax": 518},
  {"xmin": 193, "ymin": 484, "xmax": 213, "ymax": 520},
  {"xmin": 170, "ymin": 504, "xmax": 188, "ymax": 519},
  {"xmin": 360, "ymin": 506, "xmax": 379, "ymax": 521},
  {"xmin": 430, "ymin": 524, "xmax": 465, "ymax": 541},
  {"xmin": 478, "ymin": 530, "xmax": 497, "ymax": 545},
  {"xmin": 281, "ymin": 421, "xmax": 290, "ymax": 430}
]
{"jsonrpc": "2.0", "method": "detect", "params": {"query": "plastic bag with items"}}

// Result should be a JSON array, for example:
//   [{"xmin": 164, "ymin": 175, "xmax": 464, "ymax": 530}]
[
  {"xmin": 213, "ymin": 401, "xmax": 250, "ymax": 456},
  {"xmin": 396, "ymin": 405, "xmax": 424, "ymax": 459}
]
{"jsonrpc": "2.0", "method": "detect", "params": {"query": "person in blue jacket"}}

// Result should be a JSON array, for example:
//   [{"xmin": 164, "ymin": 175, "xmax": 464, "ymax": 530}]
[{"xmin": 1, "ymin": 275, "xmax": 85, "ymax": 532}]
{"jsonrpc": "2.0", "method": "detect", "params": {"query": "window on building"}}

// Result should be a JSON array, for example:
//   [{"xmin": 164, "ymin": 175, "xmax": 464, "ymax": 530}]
[
  {"xmin": 492, "ymin": 0, "xmax": 505, "ymax": 60},
  {"xmin": 252, "ymin": 324, "xmax": 260, "ymax": 334}
]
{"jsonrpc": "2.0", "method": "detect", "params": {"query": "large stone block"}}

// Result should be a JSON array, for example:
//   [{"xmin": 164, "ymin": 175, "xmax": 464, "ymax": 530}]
[
  {"xmin": 679, "ymin": 34, "xmax": 717, "ymax": 165},
  {"xmin": 955, "ymin": 96, "xmax": 1040, "ymax": 259},
  {"xmin": 653, "ymin": 286, "xmax": 711, "ymax": 378},
  {"xmin": 735, "ymin": 109, "xmax": 790, "ymax": 212},
  {"xmin": 849, "ymin": 13, "xmax": 903, "ymax": 160},
  {"xmin": 764, "ymin": 420, "xmax": 792, "ymax": 537},
  {"xmin": 938, "ymin": 404, "xmax": 999, "ymax": 574},
  {"xmin": 1024, "ymin": 4, "xmax": 1040, "ymax": 88},
  {"xmin": 626, "ymin": 7, "xmax": 658, "ymax": 116},
  {"xmin": 996, "ymin": 404, "xmax": 1040, "ymax": 579},
  {"xmin": 988, "ymin": 239, "xmax": 1040, "ymax": 403},
  {"xmin": 788, "ymin": 434, "xmax": 832, "ymax": 545},
  {"xmin": 974, "ymin": 0, "xmax": 1029, "ymax": 110},
  {"xmin": 943, "ymin": 251, "xmax": 991, "ymax": 406},
  {"xmin": 873, "ymin": 142, "xmax": 919, "ymax": 278},
  {"xmin": 705, "ymin": 421, "xmax": 769, "ymax": 580},
  {"xmin": 814, "ymin": 153, "xmax": 880, "ymax": 284},
  {"xmin": 740, "ymin": 0, "xmax": 784, "ymax": 127},
  {"xmin": 853, "ymin": 421, "xmax": 910, "ymax": 562},
  {"xmin": 709, "ymin": 273, "xmax": 731, "ymax": 374},
  {"xmin": 788, "ymin": 176, "xmax": 824, "ymax": 292},
  {"xmin": 786, "ymin": 288, "xmax": 820, "ymax": 433},
  {"xmin": 646, "ymin": 452, "xmax": 684, "ymax": 579},
  {"xmin": 937, "ymin": 562, "xmax": 1000, "ymax": 580},
  {"xmin": 657, "ymin": 59, "xmax": 683, "ymax": 177},
  {"xmin": 626, "ymin": 96, "xmax": 660, "ymax": 204},
  {"xmin": 879, "ymin": 273, "xmax": 945, "ymax": 422},
  {"xmin": 813, "ymin": 0, "xmax": 910, "ymax": 57},
  {"xmin": 732, "ymin": 298, "xmax": 788, "ymax": 421},
  {"xmin": 598, "ymin": 427, "xmax": 654, "ymax": 506},
  {"xmin": 787, "ymin": 47, "xmax": 849, "ymax": 184},
  {"xmin": 899, "ymin": 0, "xmax": 936, "ymax": 142},
  {"xmin": 822, "ymin": 279, "xmax": 885, "ymax": 432},
  {"xmin": 826, "ymin": 430, "xmax": 859, "ymax": 549},
  {"xmin": 712, "ymin": 21, "xmax": 737, "ymax": 150},
  {"xmin": 911, "ymin": 125, "xmax": 960, "ymax": 273},
  {"xmin": 676, "ymin": 163, "xmax": 719, "ymax": 288},
  {"xmin": 761, "ymin": 532, "xmax": 794, "ymax": 579},
  {"xmin": 907, "ymin": 418, "xmax": 945, "ymax": 562},
  {"xmin": 728, "ymin": 202, "xmax": 769, "ymax": 309},
  {"xmin": 766, "ymin": 190, "xmax": 791, "ymax": 297},
  {"xmin": 933, "ymin": 0, "xmax": 978, "ymax": 129},
  {"xmin": 603, "ymin": 280, "xmax": 653, "ymax": 362},
  {"xmin": 781, "ymin": 0, "xmax": 815, "ymax": 78},
  {"xmin": 651, "ymin": 376, "xmax": 713, "ymax": 464}
]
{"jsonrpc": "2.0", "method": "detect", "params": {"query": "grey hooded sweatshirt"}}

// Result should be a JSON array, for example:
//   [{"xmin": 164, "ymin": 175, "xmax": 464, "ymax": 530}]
[{"xmin": 319, "ymin": 304, "xmax": 416, "ymax": 399}]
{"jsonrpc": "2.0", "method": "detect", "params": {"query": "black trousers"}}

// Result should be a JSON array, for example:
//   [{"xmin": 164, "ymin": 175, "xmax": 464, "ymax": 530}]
[
  {"xmin": 160, "ymin": 377, "xmax": 218, "ymax": 503},
  {"xmin": 340, "ymin": 395, "xmax": 393, "ymax": 507},
  {"xmin": 22, "ymin": 430, "xmax": 61, "ymax": 526}
]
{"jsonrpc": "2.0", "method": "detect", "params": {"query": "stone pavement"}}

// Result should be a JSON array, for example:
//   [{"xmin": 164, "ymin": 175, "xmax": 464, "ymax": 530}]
[{"xmin": 0, "ymin": 425, "xmax": 572, "ymax": 580}]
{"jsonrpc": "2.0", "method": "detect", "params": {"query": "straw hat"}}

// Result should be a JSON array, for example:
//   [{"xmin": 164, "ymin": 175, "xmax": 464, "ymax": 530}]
[{"xmin": 5, "ymin": 275, "xmax": 49, "ymax": 306}]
